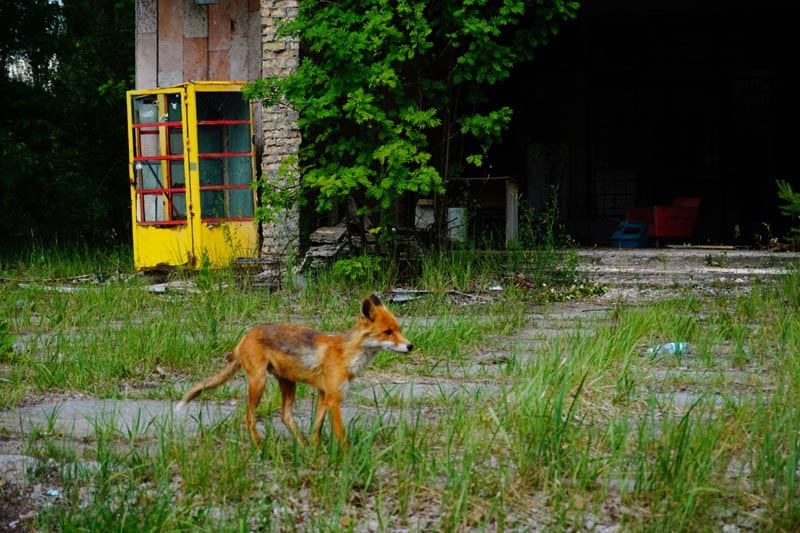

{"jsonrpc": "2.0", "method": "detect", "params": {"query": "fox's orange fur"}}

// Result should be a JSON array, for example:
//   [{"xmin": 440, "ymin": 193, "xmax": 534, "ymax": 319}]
[{"xmin": 175, "ymin": 294, "xmax": 412, "ymax": 446}]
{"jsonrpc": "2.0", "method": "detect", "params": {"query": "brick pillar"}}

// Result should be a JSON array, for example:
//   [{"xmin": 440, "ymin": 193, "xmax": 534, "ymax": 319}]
[{"xmin": 259, "ymin": 0, "xmax": 300, "ymax": 264}]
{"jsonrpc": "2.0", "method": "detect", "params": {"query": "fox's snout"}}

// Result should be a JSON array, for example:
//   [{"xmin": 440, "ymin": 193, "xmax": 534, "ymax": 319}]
[
  {"xmin": 391, "ymin": 331, "xmax": 413, "ymax": 353},
  {"xmin": 378, "ymin": 335, "xmax": 412, "ymax": 353},
  {"xmin": 371, "ymin": 332, "xmax": 412, "ymax": 353},
  {"xmin": 398, "ymin": 341, "xmax": 413, "ymax": 353}
]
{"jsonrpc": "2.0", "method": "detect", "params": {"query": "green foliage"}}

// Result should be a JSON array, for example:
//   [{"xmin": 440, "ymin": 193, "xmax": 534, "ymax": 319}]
[
  {"xmin": 245, "ymin": 0, "xmax": 580, "ymax": 232},
  {"xmin": 777, "ymin": 179, "xmax": 800, "ymax": 247},
  {"xmin": 331, "ymin": 255, "xmax": 383, "ymax": 285},
  {"xmin": 0, "ymin": 0, "xmax": 134, "ymax": 246},
  {"xmin": 460, "ymin": 107, "xmax": 514, "ymax": 168},
  {"xmin": 0, "ymin": 321, "xmax": 15, "ymax": 361},
  {"xmin": 253, "ymin": 153, "xmax": 302, "ymax": 227}
]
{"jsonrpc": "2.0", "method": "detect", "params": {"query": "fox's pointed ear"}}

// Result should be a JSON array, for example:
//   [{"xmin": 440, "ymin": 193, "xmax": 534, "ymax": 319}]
[{"xmin": 361, "ymin": 294, "xmax": 382, "ymax": 321}]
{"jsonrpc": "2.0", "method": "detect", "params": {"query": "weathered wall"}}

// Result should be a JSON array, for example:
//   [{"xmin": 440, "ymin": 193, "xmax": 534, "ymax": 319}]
[
  {"xmin": 134, "ymin": 0, "xmax": 262, "ymax": 88},
  {"xmin": 134, "ymin": 0, "xmax": 267, "ymax": 163},
  {"xmin": 258, "ymin": 0, "xmax": 300, "ymax": 262}
]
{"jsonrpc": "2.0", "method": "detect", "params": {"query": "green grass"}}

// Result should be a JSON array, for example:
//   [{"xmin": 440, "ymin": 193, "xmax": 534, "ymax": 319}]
[{"xmin": 1, "ymin": 246, "xmax": 799, "ymax": 530}]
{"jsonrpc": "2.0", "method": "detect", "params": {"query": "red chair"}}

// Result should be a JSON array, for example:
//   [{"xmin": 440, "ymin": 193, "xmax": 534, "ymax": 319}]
[{"xmin": 625, "ymin": 198, "xmax": 701, "ymax": 245}]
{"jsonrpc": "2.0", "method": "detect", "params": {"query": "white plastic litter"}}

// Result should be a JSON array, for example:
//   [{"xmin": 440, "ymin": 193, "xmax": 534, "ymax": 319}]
[{"xmin": 648, "ymin": 342, "xmax": 689, "ymax": 355}]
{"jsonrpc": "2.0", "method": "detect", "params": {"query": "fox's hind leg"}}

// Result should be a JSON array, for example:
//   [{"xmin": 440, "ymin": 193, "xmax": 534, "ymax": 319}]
[
  {"xmin": 245, "ymin": 365, "xmax": 267, "ymax": 445},
  {"xmin": 277, "ymin": 378, "xmax": 307, "ymax": 445}
]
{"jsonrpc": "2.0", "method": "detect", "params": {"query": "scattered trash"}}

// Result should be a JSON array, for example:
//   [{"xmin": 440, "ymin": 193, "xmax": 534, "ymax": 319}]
[
  {"xmin": 386, "ymin": 288, "xmax": 430, "ymax": 303},
  {"xmin": 507, "ymin": 273, "xmax": 535, "ymax": 290},
  {"xmin": 147, "ymin": 280, "xmax": 201, "ymax": 294},
  {"xmin": 46, "ymin": 488, "xmax": 61, "ymax": 498},
  {"xmin": 648, "ymin": 342, "xmax": 690, "ymax": 355},
  {"xmin": 18, "ymin": 283, "xmax": 84, "ymax": 294}
]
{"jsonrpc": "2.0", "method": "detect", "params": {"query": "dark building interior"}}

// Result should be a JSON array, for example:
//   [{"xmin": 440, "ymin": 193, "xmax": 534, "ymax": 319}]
[{"xmin": 491, "ymin": 1, "xmax": 800, "ymax": 246}]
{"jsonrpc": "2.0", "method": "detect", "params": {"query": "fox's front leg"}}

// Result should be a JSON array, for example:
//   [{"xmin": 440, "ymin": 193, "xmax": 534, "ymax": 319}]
[
  {"xmin": 328, "ymin": 399, "xmax": 347, "ymax": 447},
  {"xmin": 311, "ymin": 390, "xmax": 347, "ymax": 448},
  {"xmin": 310, "ymin": 391, "xmax": 328, "ymax": 445}
]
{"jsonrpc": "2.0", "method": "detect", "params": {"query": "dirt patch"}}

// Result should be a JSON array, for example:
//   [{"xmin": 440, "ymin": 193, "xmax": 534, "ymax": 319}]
[{"xmin": 0, "ymin": 454, "xmax": 60, "ymax": 532}]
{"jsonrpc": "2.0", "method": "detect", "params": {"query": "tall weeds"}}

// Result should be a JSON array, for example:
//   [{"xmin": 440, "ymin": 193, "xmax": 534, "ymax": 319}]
[{"xmin": 2, "ymin": 247, "xmax": 799, "ymax": 531}]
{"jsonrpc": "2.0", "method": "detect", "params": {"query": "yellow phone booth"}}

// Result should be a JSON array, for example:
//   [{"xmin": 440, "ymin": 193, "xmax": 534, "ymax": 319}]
[{"xmin": 126, "ymin": 81, "xmax": 259, "ymax": 270}]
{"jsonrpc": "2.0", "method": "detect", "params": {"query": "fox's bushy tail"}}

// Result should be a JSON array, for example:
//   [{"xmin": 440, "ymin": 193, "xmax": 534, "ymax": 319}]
[{"xmin": 175, "ymin": 353, "xmax": 241, "ymax": 411}]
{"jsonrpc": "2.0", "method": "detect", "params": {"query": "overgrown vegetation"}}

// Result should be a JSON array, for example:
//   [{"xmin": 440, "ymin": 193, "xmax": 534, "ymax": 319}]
[
  {"xmin": 777, "ymin": 179, "xmax": 800, "ymax": 248},
  {"xmin": 0, "ymin": 0, "xmax": 134, "ymax": 246},
  {"xmin": 0, "ymin": 320, "xmax": 14, "ymax": 361},
  {"xmin": 1, "ymin": 246, "xmax": 799, "ymax": 530},
  {"xmin": 243, "ymin": 0, "xmax": 579, "ymax": 237}
]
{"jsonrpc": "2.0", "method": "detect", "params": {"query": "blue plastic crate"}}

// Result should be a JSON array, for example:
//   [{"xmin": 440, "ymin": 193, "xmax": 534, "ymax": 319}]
[{"xmin": 611, "ymin": 221, "xmax": 649, "ymax": 248}]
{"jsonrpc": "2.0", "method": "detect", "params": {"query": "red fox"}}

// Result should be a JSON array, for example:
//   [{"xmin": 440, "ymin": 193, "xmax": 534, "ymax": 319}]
[{"xmin": 175, "ymin": 294, "xmax": 412, "ymax": 447}]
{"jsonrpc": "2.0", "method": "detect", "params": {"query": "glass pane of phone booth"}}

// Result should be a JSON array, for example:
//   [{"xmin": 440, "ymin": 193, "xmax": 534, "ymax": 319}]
[
  {"xmin": 196, "ymin": 92, "xmax": 254, "ymax": 220},
  {"xmin": 130, "ymin": 92, "xmax": 187, "ymax": 225}
]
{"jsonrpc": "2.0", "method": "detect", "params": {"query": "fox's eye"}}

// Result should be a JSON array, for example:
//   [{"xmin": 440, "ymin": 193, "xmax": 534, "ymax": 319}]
[{"xmin": 384, "ymin": 329, "xmax": 393, "ymax": 335}]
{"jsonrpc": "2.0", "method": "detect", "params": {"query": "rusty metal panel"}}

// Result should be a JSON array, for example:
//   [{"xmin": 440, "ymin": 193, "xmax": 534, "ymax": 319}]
[
  {"xmin": 136, "ymin": 0, "xmax": 157, "ymax": 33},
  {"xmin": 227, "ymin": 0, "xmax": 249, "ymax": 80},
  {"xmin": 183, "ymin": 0, "xmax": 208, "ymax": 38},
  {"xmin": 208, "ymin": 0, "xmax": 231, "ymax": 52},
  {"xmin": 246, "ymin": 7, "xmax": 261, "ymax": 79},
  {"xmin": 158, "ymin": 0, "xmax": 183, "ymax": 74},
  {"xmin": 135, "ymin": 32, "xmax": 157, "ymax": 89},
  {"xmin": 183, "ymin": 37, "xmax": 209, "ymax": 80},
  {"xmin": 208, "ymin": 50, "xmax": 231, "ymax": 80}
]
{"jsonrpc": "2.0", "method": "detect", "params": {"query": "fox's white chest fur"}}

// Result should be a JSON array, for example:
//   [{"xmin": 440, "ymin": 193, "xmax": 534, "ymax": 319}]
[{"xmin": 347, "ymin": 347, "xmax": 380, "ymax": 378}]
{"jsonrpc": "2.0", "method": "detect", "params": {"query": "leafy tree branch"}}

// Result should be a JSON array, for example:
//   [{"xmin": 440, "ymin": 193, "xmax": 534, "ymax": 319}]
[{"xmin": 245, "ymin": 0, "xmax": 580, "ymax": 237}]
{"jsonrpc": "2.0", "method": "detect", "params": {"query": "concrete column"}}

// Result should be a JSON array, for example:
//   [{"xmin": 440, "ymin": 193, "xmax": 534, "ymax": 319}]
[{"xmin": 259, "ymin": 0, "xmax": 301, "ymax": 263}]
